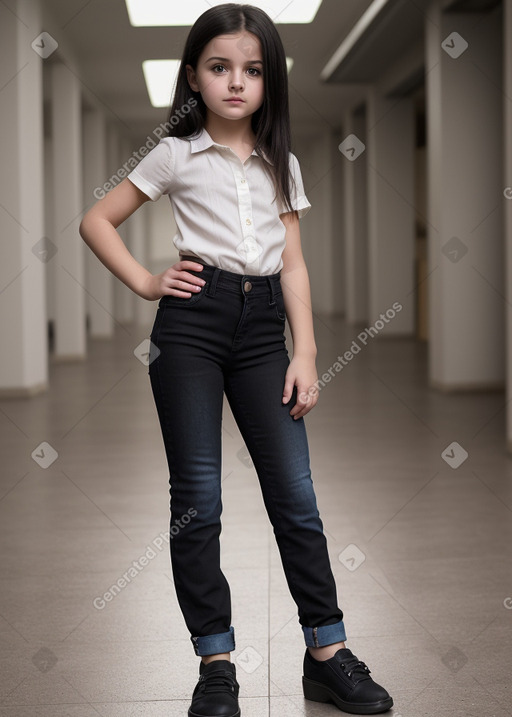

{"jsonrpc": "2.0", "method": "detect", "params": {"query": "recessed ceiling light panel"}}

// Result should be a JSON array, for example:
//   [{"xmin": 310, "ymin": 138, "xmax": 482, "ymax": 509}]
[
  {"xmin": 126, "ymin": 0, "xmax": 323, "ymax": 26},
  {"xmin": 142, "ymin": 59, "xmax": 181, "ymax": 108}
]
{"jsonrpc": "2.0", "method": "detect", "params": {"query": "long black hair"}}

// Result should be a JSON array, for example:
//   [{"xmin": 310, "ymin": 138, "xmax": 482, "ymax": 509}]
[{"xmin": 165, "ymin": 2, "xmax": 298, "ymax": 218}]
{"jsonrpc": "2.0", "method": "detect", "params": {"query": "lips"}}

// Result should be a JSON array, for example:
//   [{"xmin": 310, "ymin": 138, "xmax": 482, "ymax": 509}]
[{"xmin": 224, "ymin": 98, "xmax": 245, "ymax": 102}]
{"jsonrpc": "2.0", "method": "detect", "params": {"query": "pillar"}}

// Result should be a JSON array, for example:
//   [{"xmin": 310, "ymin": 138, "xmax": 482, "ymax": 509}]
[
  {"xmin": 51, "ymin": 62, "xmax": 85, "ymax": 359},
  {"xmin": 504, "ymin": 0, "xmax": 512, "ymax": 449},
  {"xmin": 366, "ymin": 87, "xmax": 415, "ymax": 335},
  {"xmin": 425, "ymin": 1, "xmax": 504, "ymax": 390},
  {"xmin": 342, "ymin": 106, "xmax": 368, "ymax": 325},
  {"xmin": 82, "ymin": 109, "xmax": 114, "ymax": 338},
  {"xmin": 0, "ymin": 0, "xmax": 46, "ymax": 395}
]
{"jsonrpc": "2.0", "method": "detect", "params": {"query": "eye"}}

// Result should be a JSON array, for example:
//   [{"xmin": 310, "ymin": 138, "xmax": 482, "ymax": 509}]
[
  {"xmin": 212, "ymin": 64, "xmax": 225, "ymax": 73},
  {"xmin": 247, "ymin": 67, "xmax": 261, "ymax": 76}
]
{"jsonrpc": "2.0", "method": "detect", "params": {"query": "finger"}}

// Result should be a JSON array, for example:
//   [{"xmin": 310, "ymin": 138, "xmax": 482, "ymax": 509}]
[
  {"xmin": 167, "ymin": 287, "xmax": 195, "ymax": 297},
  {"xmin": 289, "ymin": 398, "xmax": 303, "ymax": 417},
  {"xmin": 292, "ymin": 400, "xmax": 313, "ymax": 419},
  {"xmin": 181, "ymin": 260, "xmax": 205, "ymax": 272},
  {"xmin": 297, "ymin": 389, "xmax": 311, "ymax": 408},
  {"xmin": 176, "ymin": 269, "xmax": 206, "ymax": 284},
  {"xmin": 291, "ymin": 390, "xmax": 315, "ymax": 418},
  {"xmin": 173, "ymin": 274, "xmax": 207, "ymax": 294},
  {"xmin": 166, "ymin": 280, "xmax": 202, "ymax": 297},
  {"xmin": 282, "ymin": 377, "xmax": 295, "ymax": 404}
]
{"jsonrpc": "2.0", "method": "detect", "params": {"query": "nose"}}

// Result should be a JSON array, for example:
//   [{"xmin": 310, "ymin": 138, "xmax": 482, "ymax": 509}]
[{"xmin": 229, "ymin": 70, "xmax": 244, "ymax": 91}]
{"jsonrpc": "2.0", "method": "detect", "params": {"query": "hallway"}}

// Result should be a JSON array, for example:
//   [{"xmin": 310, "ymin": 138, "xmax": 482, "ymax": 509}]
[
  {"xmin": 2, "ymin": 0, "xmax": 512, "ymax": 713},
  {"xmin": 1, "ymin": 313, "xmax": 510, "ymax": 716}
]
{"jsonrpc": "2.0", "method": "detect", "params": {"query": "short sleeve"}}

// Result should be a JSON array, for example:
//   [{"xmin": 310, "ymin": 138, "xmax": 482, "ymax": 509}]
[
  {"xmin": 126, "ymin": 138, "xmax": 175, "ymax": 201},
  {"xmin": 278, "ymin": 152, "xmax": 311, "ymax": 218}
]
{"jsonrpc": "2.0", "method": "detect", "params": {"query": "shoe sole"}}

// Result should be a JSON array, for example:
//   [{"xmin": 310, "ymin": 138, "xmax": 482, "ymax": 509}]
[
  {"xmin": 188, "ymin": 710, "xmax": 240, "ymax": 717},
  {"xmin": 302, "ymin": 676, "xmax": 393, "ymax": 715}
]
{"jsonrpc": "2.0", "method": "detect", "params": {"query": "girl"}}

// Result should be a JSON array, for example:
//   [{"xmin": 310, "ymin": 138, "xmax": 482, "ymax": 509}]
[{"xmin": 79, "ymin": 4, "xmax": 393, "ymax": 716}]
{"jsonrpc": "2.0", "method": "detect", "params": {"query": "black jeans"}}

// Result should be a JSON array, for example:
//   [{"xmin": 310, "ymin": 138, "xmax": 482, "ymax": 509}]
[{"xmin": 148, "ymin": 256, "xmax": 346, "ymax": 656}]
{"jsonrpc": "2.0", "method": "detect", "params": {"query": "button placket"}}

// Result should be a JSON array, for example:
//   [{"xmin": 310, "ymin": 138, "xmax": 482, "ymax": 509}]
[{"xmin": 229, "ymin": 158, "xmax": 262, "ymax": 274}]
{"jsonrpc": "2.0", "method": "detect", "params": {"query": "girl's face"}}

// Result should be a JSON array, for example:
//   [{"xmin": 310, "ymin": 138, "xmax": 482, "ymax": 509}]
[{"xmin": 186, "ymin": 32, "xmax": 264, "ymax": 125}]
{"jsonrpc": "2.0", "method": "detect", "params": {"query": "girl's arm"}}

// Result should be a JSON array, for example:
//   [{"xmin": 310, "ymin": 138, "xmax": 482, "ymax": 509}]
[
  {"xmin": 279, "ymin": 212, "xmax": 317, "ymax": 359},
  {"xmin": 79, "ymin": 178, "xmax": 204, "ymax": 301},
  {"xmin": 79, "ymin": 178, "xmax": 156, "ymax": 299}
]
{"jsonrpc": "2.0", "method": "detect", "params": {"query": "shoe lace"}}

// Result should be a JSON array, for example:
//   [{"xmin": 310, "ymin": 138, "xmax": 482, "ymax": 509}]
[
  {"xmin": 199, "ymin": 670, "xmax": 237, "ymax": 695},
  {"xmin": 339, "ymin": 658, "xmax": 371, "ymax": 681}
]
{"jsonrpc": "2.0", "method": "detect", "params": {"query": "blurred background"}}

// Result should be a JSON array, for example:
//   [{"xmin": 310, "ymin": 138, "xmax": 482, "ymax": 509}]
[{"xmin": 1, "ymin": 1, "xmax": 511, "ymax": 715}]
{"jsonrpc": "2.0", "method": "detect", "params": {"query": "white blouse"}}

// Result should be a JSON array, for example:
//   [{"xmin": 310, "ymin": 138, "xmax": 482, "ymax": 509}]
[{"xmin": 126, "ymin": 127, "xmax": 311, "ymax": 275}]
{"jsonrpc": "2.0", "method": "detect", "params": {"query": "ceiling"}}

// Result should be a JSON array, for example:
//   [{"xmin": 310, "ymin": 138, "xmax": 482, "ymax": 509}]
[
  {"xmin": 322, "ymin": 0, "xmax": 427, "ymax": 84},
  {"xmin": 40, "ymin": 0, "xmax": 434, "ymax": 146}
]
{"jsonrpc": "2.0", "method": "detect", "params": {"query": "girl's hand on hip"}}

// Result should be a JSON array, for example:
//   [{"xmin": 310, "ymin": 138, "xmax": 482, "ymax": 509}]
[
  {"xmin": 282, "ymin": 355, "xmax": 319, "ymax": 419},
  {"xmin": 141, "ymin": 260, "xmax": 206, "ymax": 301}
]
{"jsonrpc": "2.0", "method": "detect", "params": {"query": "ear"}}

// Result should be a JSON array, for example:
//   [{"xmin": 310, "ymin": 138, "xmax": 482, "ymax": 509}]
[{"xmin": 185, "ymin": 64, "xmax": 199, "ymax": 92}]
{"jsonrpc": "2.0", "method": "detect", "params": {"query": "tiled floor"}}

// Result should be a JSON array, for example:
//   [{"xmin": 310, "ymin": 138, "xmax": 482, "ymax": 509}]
[{"xmin": 1, "ymin": 312, "xmax": 511, "ymax": 716}]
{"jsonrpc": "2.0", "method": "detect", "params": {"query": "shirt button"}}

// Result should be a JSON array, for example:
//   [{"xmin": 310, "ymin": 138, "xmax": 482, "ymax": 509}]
[
  {"xmin": 241, "ymin": 178, "xmax": 246, "ymax": 183},
  {"xmin": 244, "ymin": 280, "xmax": 252, "ymax": 292},
  {"xmin": 246, "ymin": 218, "xmax": 252, "ymax": 225}
]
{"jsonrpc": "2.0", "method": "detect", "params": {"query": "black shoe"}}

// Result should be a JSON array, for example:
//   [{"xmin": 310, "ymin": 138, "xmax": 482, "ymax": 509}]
[
  {"xmin": 188, "ymin": 659, "xmax": 241, "ymax": 717},
  {"xmin": 302, "ymin": 647, "xmax": 393, "ymax": 714}
]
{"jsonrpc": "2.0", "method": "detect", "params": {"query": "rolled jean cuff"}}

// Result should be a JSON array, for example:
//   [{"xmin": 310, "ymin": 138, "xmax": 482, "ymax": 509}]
[
  {"xmin": 302, "ymin": 619, "xmax": 347, "ymax": 647},
  {"xmin": 190, "ymin": 626, "xmax": 236, "ymax": 656}
]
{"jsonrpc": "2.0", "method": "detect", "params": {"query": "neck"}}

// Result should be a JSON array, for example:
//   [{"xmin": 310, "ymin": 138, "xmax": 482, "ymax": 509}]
[{"xmin": 204, "ymin": 114, "xmax": 256, "ymax": 148}]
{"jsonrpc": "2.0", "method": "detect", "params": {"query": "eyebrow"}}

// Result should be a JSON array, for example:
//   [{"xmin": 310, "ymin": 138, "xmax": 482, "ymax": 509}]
[{"xmin": 205, "ymin": 56, "xmax": 263, "ymax": 65}]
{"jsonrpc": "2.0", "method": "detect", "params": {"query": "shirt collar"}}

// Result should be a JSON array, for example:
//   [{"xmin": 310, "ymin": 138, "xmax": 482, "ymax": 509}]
[{"xmin": 188, "ymin": 127, "xmax": 273, "ymax": 166}]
